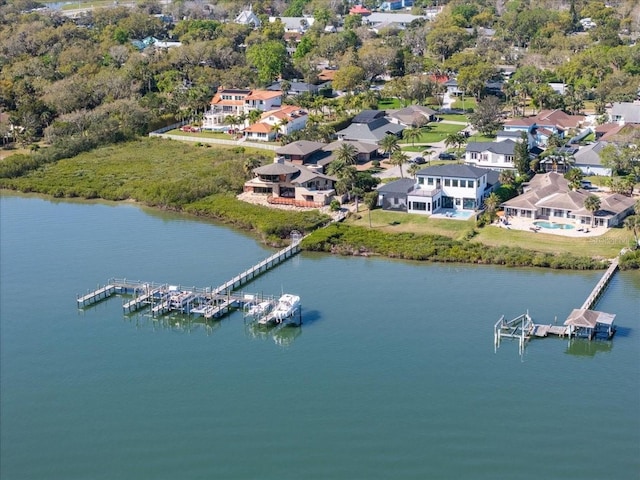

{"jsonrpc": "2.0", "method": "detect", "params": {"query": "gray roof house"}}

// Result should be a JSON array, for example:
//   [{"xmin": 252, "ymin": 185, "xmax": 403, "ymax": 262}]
[
  {"xmin": 336, "ymin": 110, "xmax": 404, "ymax": 143},
  {"xmin": 268, "ymin": 80, "xmax": 331, "ymax": 96},
  {"xmin": 611, "ymin": 102, "xmax": 640, "ymax": 124},
  {"xmin": 377, "ymin": 178, "xmax": 416, "ymax": 211},
  {"xmin": 387, "ymin": 105, "xmax": 437, "ymax": 127},
  {"xmin": 464, "ymin": 139, "xmax": 517, "ymax": 171},
  {"xmin": 275, "ymin": 140, "xmax": 326, "ymax": 164},
  {"xmin": 573, "ymin": 142, "xmax": 611, "ymax": 176},
  {"xmin": 243, "ymin": 158, "xmax": 336, "ymax": 207}
]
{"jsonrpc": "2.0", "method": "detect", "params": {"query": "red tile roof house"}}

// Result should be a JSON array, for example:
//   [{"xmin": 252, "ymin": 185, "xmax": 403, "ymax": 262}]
[
  {"xmin": 243, "ymin": 158, "xmax": 337, "ymax": 207},
  {"xmin": 242, "ymin": 106, "xmax": 308, "ymax": 142},
  {"xmin": 202, "ymin": 88, "xmax": 282, "ymax": 131},
  {"xmin": 502, "ymin": 109, "xmax": 585, "ymax": 146}
]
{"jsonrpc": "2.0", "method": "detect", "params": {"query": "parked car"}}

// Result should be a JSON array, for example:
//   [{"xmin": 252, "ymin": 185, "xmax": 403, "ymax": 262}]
[
  {"xmin": 180, "ymin": 125, "xmax": 200, "ymax": 133},
  {"xmin": 438, "ymin": 152, "xmax": 457, "ymax": 160},
  {"xmin": 410, "ymin": 156, "xmax": 427, "ymax": 164}
]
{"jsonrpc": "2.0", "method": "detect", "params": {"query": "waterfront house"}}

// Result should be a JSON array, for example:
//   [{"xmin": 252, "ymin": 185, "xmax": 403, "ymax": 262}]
[
  {"xmin": 464, "ymin": 139, "xmax": 517, "ymax": 172},
  {"xmin": 322, "ymin": 140, "xmax": 380, "ymax": 164},
  {"xmin": 406, "ymin": 164, "xmax": 491, "ymax": 214},
  {"xmin": 242, "ymin": 106, "xmax": 308, "ymax": 142},
  {"xmin": 336, "ymin": 110, "xmax": 404, "ymax": 144},
  {"xmin": 202, "ymin": 88, "xmax": 282, "ymax": 131},
  {"xmin": 243, "ymin": 158, "xmax": 336, "ymax": 207},
  {"xmin": 502, "ymin": 172, "xmax": 635, "ymax": 227},
  {"xmin": 275, "ymin": 140, "xmax": 326, "ymax": 164},
  {"xmin": 377, "ymin": 178, "xmax": 415, "ymax": 211}
]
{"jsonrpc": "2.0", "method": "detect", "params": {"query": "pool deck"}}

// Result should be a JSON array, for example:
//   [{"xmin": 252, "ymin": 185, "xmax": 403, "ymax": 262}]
[{"xmin": 492, "ymin": 216, "xmax": 607, "ymax": 237}]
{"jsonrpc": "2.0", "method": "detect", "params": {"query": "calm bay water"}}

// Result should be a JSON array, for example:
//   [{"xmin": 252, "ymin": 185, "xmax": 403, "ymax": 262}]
[{"xmin": 1, "ymin": 193, "xmax": 639, "ymax": 480}]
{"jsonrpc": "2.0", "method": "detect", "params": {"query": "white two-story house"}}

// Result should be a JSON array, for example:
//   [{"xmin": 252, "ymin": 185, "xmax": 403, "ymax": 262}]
[
  {"xmin": 407, "ymin": 164, "xmax": 490, "ymax": 215},
  {"xmin": 464, "ymin": 139, "xmax": 517, "ymax": 172}
]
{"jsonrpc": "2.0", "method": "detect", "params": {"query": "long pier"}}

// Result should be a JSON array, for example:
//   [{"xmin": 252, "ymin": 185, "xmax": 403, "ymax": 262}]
[{"xmin": 580, "ymin": 257, "xmax": 619, "ymax": 310}]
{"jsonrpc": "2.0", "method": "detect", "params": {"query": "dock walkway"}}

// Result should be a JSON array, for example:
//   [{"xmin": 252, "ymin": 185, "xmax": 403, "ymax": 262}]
[{"xmin": 580, "ymin": 257, "xmax": 619, "ymax": 310}]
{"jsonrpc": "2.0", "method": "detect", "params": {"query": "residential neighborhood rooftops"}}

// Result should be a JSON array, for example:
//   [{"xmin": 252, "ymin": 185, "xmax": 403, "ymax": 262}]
[
  {"xmin": 574, "ymin": 142, "xmax": 607, "ymax": 166},
  {"xmin": 377, "ymin": 178, "xmax": 416, "ymax": 194},
  {"xmin": 275, "ymin": 140, "xmax": 325, "ymax": 156},
  {"xmin": 323, "ymin": 140, "xmax": 379, "ymax": 154},
  {"xmin": 611, "ymin": 102, "xmax": 640, "ymax": 124},
  {"xmin": 466, "ymin": 139, "xmax": 517, "ymax": 155},
  {"xmin": 387, "ymin": 105, "xmax": 436, "ymax": 126},
  {"xmin": 253, "ymin": 162, "xmax": 299, "ymax": 175},
  {"xmin": 416, "ymin": 164, "xmax": 488, "ymax": 178},
  {"xmin": 353, "ymin": 110, "xmax": 386, "ymax": 123}
]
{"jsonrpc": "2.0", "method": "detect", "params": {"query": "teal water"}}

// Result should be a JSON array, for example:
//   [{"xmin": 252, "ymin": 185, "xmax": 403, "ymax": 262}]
[{"xmin": 1, "ymin": 194, "xmax": 639, "ymax": 479}]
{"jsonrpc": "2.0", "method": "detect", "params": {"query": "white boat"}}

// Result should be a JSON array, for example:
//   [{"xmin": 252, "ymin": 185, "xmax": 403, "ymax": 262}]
[
  {"xmin": 246, "ymin": 300, "xmax": 274, "ymax": 317},
  {"xmin": 271, "ymin": 294, "xmax": 300, "ymax": 321}
]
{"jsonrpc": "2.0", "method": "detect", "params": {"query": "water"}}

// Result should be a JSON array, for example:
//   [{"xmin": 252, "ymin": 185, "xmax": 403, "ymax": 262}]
[{"xmin": 1, "ymin": 193, "xmax": 639, "ymax": 479}]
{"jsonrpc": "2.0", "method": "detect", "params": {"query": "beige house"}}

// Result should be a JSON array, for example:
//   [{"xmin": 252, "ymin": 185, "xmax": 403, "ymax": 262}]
[
  {"xmin": 502, "ymin": 173, "xmax": 636, "ymax": 227},
  {"xmin": 243, "ymin": 158, "xmax": 337, "ymax": 207},
  {"xmin": 243, "ymin": 106, "xmax": 308, "ymax": 142}
]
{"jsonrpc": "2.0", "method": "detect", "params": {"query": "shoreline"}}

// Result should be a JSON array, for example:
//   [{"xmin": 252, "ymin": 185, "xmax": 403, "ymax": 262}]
[{"xmin": 2, "ymin": 188, "xmax": 636, "ymax": 270}]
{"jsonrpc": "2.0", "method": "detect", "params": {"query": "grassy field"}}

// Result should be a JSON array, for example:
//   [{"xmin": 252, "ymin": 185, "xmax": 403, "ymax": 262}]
[
  {"xmin": 346, "ymin": 208, "xmax": 634, "ymax": 259},
  {"xmin": 437, "ymin": 114, "xmax": 468, "ymax": 122},
  {"xmin": 451, "ymin": 97, "xmax": 477, "ymax": 111},
  {"xmin": 400, "ymin": 122, "xmax": 466, "ymax": 148},
  {"xmin": 377, "ymin": 98, "xmax": 404, "ymax": 109}
]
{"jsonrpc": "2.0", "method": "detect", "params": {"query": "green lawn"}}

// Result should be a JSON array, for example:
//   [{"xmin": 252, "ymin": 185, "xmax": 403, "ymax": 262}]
[
  {"xmin": 437, "ymin": 114, "xmax": 468, "ymax": 122},
  {"xmin": 401, "ymin": 122, "xmax": 466, "ymax": 148},
  {"xmin": 347, "ymin": 208, "xmax": 634, "ymax": 259},
  {"xmin": 377, "ymin": 98, "xmax": 404, "ymax": 109},
  {"xmin": 451, "ymin": 97, "xmax": 477, "ymax": 111}
]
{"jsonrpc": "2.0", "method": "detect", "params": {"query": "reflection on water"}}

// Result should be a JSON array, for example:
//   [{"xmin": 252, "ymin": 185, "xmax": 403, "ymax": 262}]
[
  {"xmin": 122, "ymin": 312, "xmax": 224, "ymax": 336},
  {"xmin": 245, "ymin": 321, "xmax": 302, "ymax": 347},
  {"xmin": 565, "ymin": 338, "xmax": 614, "ymax": 357}
]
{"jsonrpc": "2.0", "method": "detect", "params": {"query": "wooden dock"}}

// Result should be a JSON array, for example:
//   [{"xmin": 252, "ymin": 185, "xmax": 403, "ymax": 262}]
[
  {"xmin": 580, "ymin": 257, "xmax": 619, "ymax": 310},
  {"xmin": 495, "ymin": 257, "xmax": 621, "ymax": 354},
  {"xmin": 77, "ymin": 284, "xmax": 116, "ymax": 307},
  {"xmin": 77, "ymin": 233, "xmax": 304, "ymax": 320}
]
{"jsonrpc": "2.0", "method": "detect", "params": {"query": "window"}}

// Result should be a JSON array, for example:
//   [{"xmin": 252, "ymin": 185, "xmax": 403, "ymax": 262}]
[
  {"xmin": 418, "ymin": 177, "xmax": 424, "ymax": 185},
  {"xmin": 427, "ymin": 177, "xmax": 434, "ymax": 185},
  {"xmin": 468, "ymin": 180, "xmax": 474, "ymax": 188},
  {"xmin": 505, "ymin": 155, "xmax": 514, "ymax": 163},
  {"xmin": 452, "ymin": 179, "xmax": 458, "ymax": 187},
  {"xmin": 470, "ymin": 152, "xmax": 478, "ymax": 160},
  {"xmin": 455, "ymin": 198, "xmax": 461, "ymax": 206},
  {"xmin": 444, "ymin": 179, "xmax": 451, "ymax": 187},
  {"xmin": 412, "ymin": 202, "xmax": 427, "ymax": 211}
]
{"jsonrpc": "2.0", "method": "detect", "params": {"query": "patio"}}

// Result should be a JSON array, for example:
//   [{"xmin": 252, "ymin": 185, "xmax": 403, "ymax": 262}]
[{"xmin": 492, "ymin": 214, "xmax": 608, "ymax": 237}]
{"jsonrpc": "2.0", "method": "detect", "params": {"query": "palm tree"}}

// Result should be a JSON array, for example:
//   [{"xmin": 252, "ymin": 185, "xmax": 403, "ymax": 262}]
[
  {"xmin": 484, "ymin": 192, "xmax": 501, "ymax": 216},
  {"xmin": 564, "ymin": 167, "xmax": 583, "ymax": 190},
  {"xmin": 422, "ymin": 148, "xmax": 434, "ymax": 164},
  {"xmin": 498, "ymin": 170, "xmax": 516, "ymax": 187},
  {"xmin": 380, "ymin": 134, "xmax": 400, "ymax": 162},
  {"xmin": 224, "ymin": 114, "xmax": 238, "ymax": 132},
  {"xmin": 236, "ymin": 111, "xmax": 248, "ymax": 129},
  {"xmin": 584, "ymin": 194, "xmax": 601, "ymax": 228},
  {"xmin": 624, "ymin": 215, "xmax": 640, "ymax": 249},
  {"xmin": 243, "ymin": 157, "xmax": 262, "ymax": 178},
  {"xmin": 335, "ymin": 142, "xmax": 359, "ymax": 166},
  {"xmin": 402, "ymin": 127, "xmax": 422, "ymax": 147},
  {"xmin": 444, "ymin": 132, "xmax": 466, "ymax": 158},
  {"xmin": 248, "ymin": 109, "xmax": 262, "ymax": 125},
  {"xmin": 408, "ymin": 163, "xmax": 422, "ymax": 178},
  {"xmin": 390, "ymin": 150, "xmax": 410, "ymax": 178}
]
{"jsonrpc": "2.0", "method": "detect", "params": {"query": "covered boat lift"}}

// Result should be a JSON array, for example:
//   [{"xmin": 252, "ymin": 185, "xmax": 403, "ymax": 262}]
[{"xmin": 564, "ymin": 309, "xmax": 616, "ymax": 340}]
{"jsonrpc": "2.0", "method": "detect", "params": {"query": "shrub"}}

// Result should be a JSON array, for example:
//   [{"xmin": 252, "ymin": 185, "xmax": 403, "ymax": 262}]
[{"xmin": 330, "ymin": 199, "xmax": 341, "ymax": 211}]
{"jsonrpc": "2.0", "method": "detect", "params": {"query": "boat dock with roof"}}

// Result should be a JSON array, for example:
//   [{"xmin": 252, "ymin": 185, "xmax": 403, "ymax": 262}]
[{"xmin": 495, "ymin": 257, "xmax": 619, "ymax": 353}]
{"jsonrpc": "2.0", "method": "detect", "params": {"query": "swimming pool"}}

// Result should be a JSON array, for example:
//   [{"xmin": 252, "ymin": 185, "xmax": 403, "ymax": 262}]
[
  {"xmin": 533, "ymin": 220, "xmax": 575, "ymax": 230},
  {"xmin": 440, "ymin": 209, "xmax": 475, "ymax": 219}
]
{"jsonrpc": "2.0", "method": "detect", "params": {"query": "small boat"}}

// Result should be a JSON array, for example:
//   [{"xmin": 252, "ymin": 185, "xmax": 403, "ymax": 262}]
[
  {"xmin": 271, "ymin": 293, "xmax": 300, "ymax": 321},
  {"xmin": 246, "ymin": 300, "xmax": 273, "ymax": 317}
]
